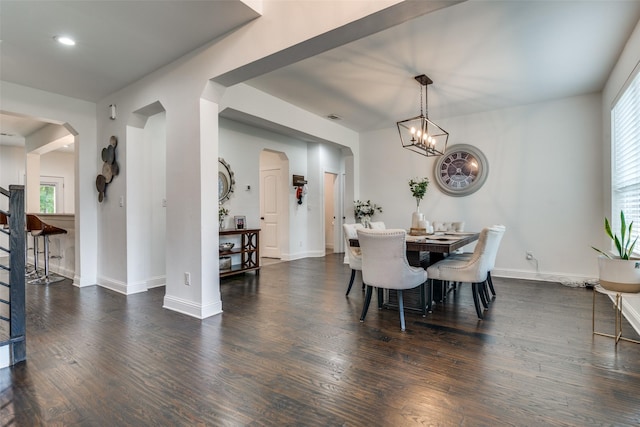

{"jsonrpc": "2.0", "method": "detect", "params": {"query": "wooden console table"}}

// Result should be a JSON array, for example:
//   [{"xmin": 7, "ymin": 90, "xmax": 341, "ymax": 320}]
[{"xmin": 219, "ymin": 228, "xmax": 260, "ymax": 277}]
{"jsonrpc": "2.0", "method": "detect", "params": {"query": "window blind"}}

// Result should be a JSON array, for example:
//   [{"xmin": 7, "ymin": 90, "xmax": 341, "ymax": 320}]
[{"xmin": 612, "ymin": 68, "xmax": 640, "ymax": 253}]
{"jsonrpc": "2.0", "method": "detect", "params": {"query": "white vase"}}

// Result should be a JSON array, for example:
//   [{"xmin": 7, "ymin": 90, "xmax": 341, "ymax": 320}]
[
  {"xmin": 411, "ymin": 211, "xmax": 424, "ymax": 229},
  {"xmin": 598, "ymin": 255, "xmax": 640, "ymax": 293},
  {"xmin": 361, "ymin": 215, "xmax": 371, "ymax": 228}
]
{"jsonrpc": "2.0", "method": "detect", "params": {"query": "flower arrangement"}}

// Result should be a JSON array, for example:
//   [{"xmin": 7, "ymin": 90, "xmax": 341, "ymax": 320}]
[
  {"xmin": 409, "ymin": 177, "xmax": 430, "ymax": 209},
  {"xmin": 354, "ymin": 200, "xmax": 382, "ymax": 220},
  {"xmin": 218, "ymin": 205, "xmax": 229, "ymax": 224}
]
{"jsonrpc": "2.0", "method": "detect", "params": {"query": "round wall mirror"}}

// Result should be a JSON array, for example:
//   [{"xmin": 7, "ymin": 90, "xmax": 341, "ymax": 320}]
[{"xmin": 218, "ymin": 157, "xmax": 235, "ymax": 204}]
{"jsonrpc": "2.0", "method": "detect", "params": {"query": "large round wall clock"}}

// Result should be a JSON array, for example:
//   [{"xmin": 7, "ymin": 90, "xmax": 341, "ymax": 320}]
[{"xmin": 434, "ymin": 144, "xmax": 489, "ymax": 197}]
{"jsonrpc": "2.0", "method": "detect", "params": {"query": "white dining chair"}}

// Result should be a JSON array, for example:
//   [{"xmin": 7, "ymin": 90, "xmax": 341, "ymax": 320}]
[
  {"xmin": 426, "ymin": 226, "xmax": 505, "ymax": 319},
  {"xmin": 343, "ymin": 223, "xmax": 365, "ymax": 296},
  {"xmin": 450, "ymin": 224, "xmax": 506, "ymax": 297},
  {"xmin": 357, "ymin": 228, "xmax": 428, "ymax": 331}
]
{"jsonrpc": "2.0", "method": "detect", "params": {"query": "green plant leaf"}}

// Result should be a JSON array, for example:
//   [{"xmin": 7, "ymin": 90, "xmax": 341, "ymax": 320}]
[
  {"xmin": 620, "ymin": 211, "xmax": 627, "ymax": 253},
  {"xmin": 629, "ymin": 237, "xmax": 638, "ymax": 259},
  {"xmin": 592, "ymin": 246, "xmax": 612, "ymax": 258},
  {"xmin": 604, "ymin": 217, "xmax": 614, "ymax": 240}
]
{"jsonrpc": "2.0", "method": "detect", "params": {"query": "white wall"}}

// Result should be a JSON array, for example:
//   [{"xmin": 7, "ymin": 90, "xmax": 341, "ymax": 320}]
[
  {"xmin": 360, "ymin": 93, "xmax": 603, "ymax": 284},
  {"xmin": 0, "ymin": 145, "xmax": 25, "ymax": 195}
]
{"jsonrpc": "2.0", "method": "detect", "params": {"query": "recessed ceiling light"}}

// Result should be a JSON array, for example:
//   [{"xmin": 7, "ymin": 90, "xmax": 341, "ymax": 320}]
[{"xmin": 54, "ymin": 35, "xmax": 76, "ymax": 46}]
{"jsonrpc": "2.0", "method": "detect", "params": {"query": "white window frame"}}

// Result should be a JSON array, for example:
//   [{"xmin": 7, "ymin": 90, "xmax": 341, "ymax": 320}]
[{"xmin": 611, "ymin": 64, "xmax": 640, "ymax": 255}]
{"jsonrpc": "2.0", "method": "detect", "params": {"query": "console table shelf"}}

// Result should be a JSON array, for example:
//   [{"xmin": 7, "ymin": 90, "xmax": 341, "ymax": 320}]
[{"xmin": 219, "ymin": 228, "xmax": 260, "ymax": 277}]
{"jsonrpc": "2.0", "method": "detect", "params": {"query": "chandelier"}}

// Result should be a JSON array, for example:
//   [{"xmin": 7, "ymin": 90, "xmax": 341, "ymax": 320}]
[{"xmin": 397, "ymin": 74, "xmax": 448, "ymax": 157}]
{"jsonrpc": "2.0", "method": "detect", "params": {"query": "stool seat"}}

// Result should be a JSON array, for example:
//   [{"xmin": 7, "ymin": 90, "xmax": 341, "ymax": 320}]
[{"xmin": 27, "ymin": 214, "xmax": 67, "ymax": 285}]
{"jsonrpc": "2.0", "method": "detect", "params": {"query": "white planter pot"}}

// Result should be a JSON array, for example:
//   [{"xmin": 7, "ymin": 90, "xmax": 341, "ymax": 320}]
[{"xmin": 598, "ymin": 255, "xmax": 640, "ymax": 293}]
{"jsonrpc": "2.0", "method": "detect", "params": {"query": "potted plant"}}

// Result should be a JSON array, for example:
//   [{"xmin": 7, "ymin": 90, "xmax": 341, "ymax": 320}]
[
  {"xmin": 219, "ymin": 205, "xmax": 229, "ymax": 229},
  {"xmin": 409, "ymin": 177, "xmax": 429, "ymax": 230},
  {"xmin": 592, "ymin": 211, "xmax": 640, "ymax": 293}
]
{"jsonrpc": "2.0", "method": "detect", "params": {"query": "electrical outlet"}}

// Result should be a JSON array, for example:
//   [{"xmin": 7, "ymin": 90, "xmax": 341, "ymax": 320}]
[
  {"xmin": 526, "ymin": 251, "xmax": 534, "ymax": 260},
  {"xmin": 184, "ymin": 272, "xmax": 190, "ymax": 286}
]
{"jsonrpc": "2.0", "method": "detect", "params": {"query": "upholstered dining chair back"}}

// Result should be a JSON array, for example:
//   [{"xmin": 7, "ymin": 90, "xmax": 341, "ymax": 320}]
[
  {"xmin": 357, "ymin": 228, "xmax": 424, "ymax": 291},
  {"xmin": 486, "ymin": 225, "xmax": 506, "ymax": 271},
  {"xmin": 426, "ymin": 225, "xmax": 505, "ymax": 319},
  {"xmin": 343, "ymin": 223, "xmax": 365, "ymax": 296},
  {"xmin": 459, "ymin": 226, "xmax": 504, "ymax": 283},
  {"xmin": 357, "ymin": 228, "xmax": 428, "ymax": 331},
  {"xmin": 428, "ymin": 226, "xmax": 505, "ymax": 284},
  {"xmin": 342, "ymin": 223, "xmax": 364, "ymax": 269}
]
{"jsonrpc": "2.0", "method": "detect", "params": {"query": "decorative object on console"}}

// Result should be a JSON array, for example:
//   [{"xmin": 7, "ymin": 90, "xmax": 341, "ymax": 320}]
[
  {"xmin": 219, "ymin": 256, "xmax": 231, "ymax": 271},
  {"xmin": 592, "ymin": 211, "xmax": 640, "ymax": 293},
  {"xmin": 219, "ymin": 242, "xmax": 235, "ymax": 251},
  {"xmin": 219, "ymin": 205, "xmax": 229, "ymax": 229},
  {"xmin": 397, "ymin": 74, "xmax": 449, "ymax": 157},
  {"xmin": 96, "ymin": 135, "xmax": 119, "ymax": 203},
  {"xmin": 218, "ymin": 158, "xmax": 235, "ymax": 204},
  {"xmin": 434, "ymin": 144, "xmax": 488, "ymax": 197},
  {"xmin": 354, "ymin": 200, "xmax": 382, "ymax": 228},
  {"xmin": 408, "ymin": 177, "xmax": 430, "ymax": 232},
  {"xmin": 234, "ymin": 215, "xmax": 246, "ymax": 230}
]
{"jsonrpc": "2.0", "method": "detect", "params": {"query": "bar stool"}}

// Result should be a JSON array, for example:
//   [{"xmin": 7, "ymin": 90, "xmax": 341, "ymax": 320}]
[
  {"xmin": 26, "ymin": 214, "xmax": 44, "ymax": 277},
  {"xmin": 25, "ymin": 214, "xmax": 41, "ymax": 277},
  {"xmin": 27, "ymin": 215, "xmax": 67, "ymax": 285}
]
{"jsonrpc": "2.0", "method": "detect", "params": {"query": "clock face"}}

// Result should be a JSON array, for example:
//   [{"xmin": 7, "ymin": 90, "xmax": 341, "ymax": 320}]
[{"xmin": 434, "ymin": 144, "xmax": 488, "ymax": 196}]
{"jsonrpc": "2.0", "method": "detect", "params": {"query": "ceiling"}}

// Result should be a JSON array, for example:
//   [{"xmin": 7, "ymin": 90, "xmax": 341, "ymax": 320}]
[
  {"xmin": 246, "ymin": 0, "xmax": 640, "ymax": 132},
  {"xmin": 0, "ymin": 0, "xmax": 260, "ymax": 147},
  {"xmin": 1, "ymin": 0, "xmax": 640, "ymax": 146}
]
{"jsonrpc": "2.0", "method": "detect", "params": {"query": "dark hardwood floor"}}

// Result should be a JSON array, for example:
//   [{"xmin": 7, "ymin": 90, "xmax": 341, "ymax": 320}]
[{"xmin": 1, "ymin": 254, "xmax": 640, "ymax": 426}]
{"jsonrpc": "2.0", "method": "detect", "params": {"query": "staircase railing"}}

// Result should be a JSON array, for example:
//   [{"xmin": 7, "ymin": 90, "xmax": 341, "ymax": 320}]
[{"xmin": 0, "ymin": 185, "xmax": 26, "ymax": 365}]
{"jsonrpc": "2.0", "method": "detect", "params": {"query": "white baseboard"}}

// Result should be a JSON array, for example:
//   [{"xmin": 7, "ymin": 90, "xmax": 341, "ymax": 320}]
[
  {"xmin": 97, "ymin": 274, "xmax": 166, "ymax": 294},
  {"xmin": 146, "ymin": 275, "xmax": 166, "ymax": 289},
  {"xmin": 163, "ymin": 294, "xmax": 222, "ymax": 319},
  {"xmin": 98, "ymin": 275, "xmax": 146, "ymax": 295},
  {"xmin": 493, "ymin": 268, "xmax": 596, "ymax": 287}
]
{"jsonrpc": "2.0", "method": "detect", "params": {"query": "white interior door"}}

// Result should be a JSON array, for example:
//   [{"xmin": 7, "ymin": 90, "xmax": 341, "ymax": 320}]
[{"xmin": 260, "ymin": 168, "xmax": 281, "ymax": 258}]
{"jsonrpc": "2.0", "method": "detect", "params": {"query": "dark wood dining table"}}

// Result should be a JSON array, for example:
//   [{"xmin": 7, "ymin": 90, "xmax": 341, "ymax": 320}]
[{"xmin": 349, "ymin": 231, "xmax": 480, "ymax": 312}]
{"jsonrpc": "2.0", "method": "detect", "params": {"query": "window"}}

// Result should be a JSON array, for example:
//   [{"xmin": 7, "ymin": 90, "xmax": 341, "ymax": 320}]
[
  {"xmin": 39, "ymin": 176, "xmax": 64, "ymax": 214},
  {"xmin": 611, "ymin": 67, "xmax": 640, "ymax": 253},
  {"xmin": 40, "ymin": 184, "xmax": 56, "ymax": 213}
]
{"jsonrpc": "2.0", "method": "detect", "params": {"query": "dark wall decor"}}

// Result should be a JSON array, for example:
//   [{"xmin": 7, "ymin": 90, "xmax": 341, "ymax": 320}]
[
  {"xmin": 96, "ymin": 135, "xmax": 120, "ymax": 202},
  {"xmin": 434, "ymin": 144, "xmax": 489, "ymax": 197}
]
